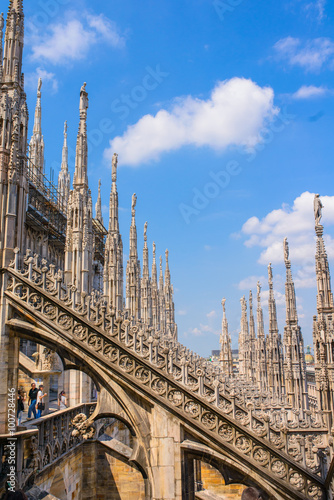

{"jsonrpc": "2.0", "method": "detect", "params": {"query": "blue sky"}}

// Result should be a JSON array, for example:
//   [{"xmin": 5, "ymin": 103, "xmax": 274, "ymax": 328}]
[{"xmin": 18, "ymin": 0, "xmax": 334, "ymax": 355}]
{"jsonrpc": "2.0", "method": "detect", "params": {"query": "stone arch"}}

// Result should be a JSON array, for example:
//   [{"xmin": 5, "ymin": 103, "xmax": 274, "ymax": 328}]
[
  {"xmin": 11, "ymin": 318, "xmax": 155, "ymax": 496},
  {"xmin": 49, "ymin": 466, "xmax": 67, "ymax": 500},
  {"xmin": 96, "ymin": 414, "xmax": 136, "ymax": 449},
  {"xmin": 181, "ymin": 441, "xmax": 288, "ymax": 500}
]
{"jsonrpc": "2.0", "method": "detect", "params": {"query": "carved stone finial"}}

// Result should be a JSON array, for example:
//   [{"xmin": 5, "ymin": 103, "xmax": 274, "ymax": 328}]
[
  {"xmin": 37, "ymin": 77, "xmax": 42, "ymax": 94},
  {"xmin": 153, "ymin": 242, "xmax": 156, "ymax": 255},
  {"xmin": 160, "ymin": 256, "xmax": 163, "ymax": 269},
  {"xmin": 257, "ymin": 281, "xmax": 261, "ymax": 298},
  {"xmin": 314, "ymin": 194, "xmax": 323, "ymax": 227},
  {"xmin": 64, "ymin": 120, "xmax": 67, "ymax": 135},
  {"xmin": 165, "ymin": 249, "xmax": 169, "ymax": 262},
  {"xmin": 144, "ymin": 222, "xmax": 148, "ymax": 241}
]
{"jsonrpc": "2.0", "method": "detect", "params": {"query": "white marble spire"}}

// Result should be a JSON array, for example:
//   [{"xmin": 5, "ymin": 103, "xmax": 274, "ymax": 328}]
[
  {"xmin": 29, "ymin": 78, "xmax": 44, "ymax": 182},
  {"xmin": 73, "ymin": 82, "xmax": 89, "ymax": 189},
  {"xmin": 267, "ymin": 263, "xmax": 284, "ymax": 398},
  {"xmin": 103, "ymin": 153, "xmax": 123, "ymax": 314},
  {"xmin": 313, "ymin": 194, "xmax": 334, "ymax": 420},
  {"xmin": 95, "ymin": 179, "xmax": 103, "ymax": 224},
  {"xmin": 2, "ymin": 0, "xmax": 24, "ymax": 85},
  {"xmin": 220, "ymin": 298, "xmax": 233, "ymax": 376},
  {"xmin": 256, "ymin": 281, "xmax": 267, "ymax": 391},
  {"xmin": 283, "ymin": 237, "xmax": 308, "ymax": 411},
  {"xmin": 248, "ymin": 290, "xmax": 256, "ymax": 382},
  {"xmin": 126, "ymin": 193, "xmax": 141, "ymax": 320},
  {"xmin": 58, "ymin": 121, "xmax": 70, "ymax": 204}
]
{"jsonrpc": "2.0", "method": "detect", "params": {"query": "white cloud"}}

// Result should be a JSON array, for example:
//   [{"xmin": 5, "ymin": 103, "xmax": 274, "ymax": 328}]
[
  {"xmin": 29, "ymin": 13, "xmax": 125, "ymax": 65},
  {"xmin": 185, "ymin": 323, "xmax": 220, "ymax": 338},
  {"xmin": 292, "ymin": 85, "xmax": 328, "ymax": 99},
  {"xmin": 105, "ymin": 78, "xmax": 278, "ymax": 166},
  {"xmin": 206, "ymin": 310, "xmax": 217, "ymax": 319},
  {"xmin": 178, "ymin": 310, "xmax": 187, "ymax": 316},
  {"xmin": 237, "ymin": 275, "xmax": 266, "ymax": 291},
  {"xmin": 25, "ymin": 67, "xmax": 58, "ymax": 94},
  {"xmin": 239, "ymin": 192, "xmax": 334, "ymax": 287},
  {"xmin": 274, "ymin": 37, "xmax": 334, "ymax": 72},
  {"xmin": 305, "ymin": 0, "xmax": 326, "ymax": 21},
  {"xmin": 261, "ymin": 289, "xmax": 286, "ymax": 308}
]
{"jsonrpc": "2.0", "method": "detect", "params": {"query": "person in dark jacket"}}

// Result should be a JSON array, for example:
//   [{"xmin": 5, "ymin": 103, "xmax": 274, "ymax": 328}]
[
  {"xmin": 16, "ymin": 390, "xmax": 25, "ymax": 425},
  {"xmin": 27, "ymin": 382, "xmax": 38, "ymax": 419}
]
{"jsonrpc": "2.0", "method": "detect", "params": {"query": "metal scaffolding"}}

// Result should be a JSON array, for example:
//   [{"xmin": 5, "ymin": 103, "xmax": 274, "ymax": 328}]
[{"xmin": 26, "ymin": 157, "xmax": 67, "ymax": 246}]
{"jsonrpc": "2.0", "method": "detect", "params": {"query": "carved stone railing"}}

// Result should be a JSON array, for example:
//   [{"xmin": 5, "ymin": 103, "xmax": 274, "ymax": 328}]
[
  {"xmin": 0, "ymin": 428, "xmax": 38, "ymax": 494},
  {"xmin": 12, "ymin": 252, "xmax": 329, "ymax": 433},
  {"xmin": 0, "ymin": 403, "xmax": 96, "ymax": 493},
  {"xmin": 24, "ymin": 403, "xmax": 96, "ymax": 474},
  {"xmin": 3, "ymin": 260, "xmax": 328, "ymax": 499}
]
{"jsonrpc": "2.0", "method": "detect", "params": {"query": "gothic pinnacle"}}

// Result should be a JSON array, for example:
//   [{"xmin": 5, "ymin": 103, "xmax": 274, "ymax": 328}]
[
  {"xmin": 95, "ymin": 179, "xmax": 103, "ymax": 224},
  {"xmin": 268, "ymin": 263, "xmax": 278, "ymax": 334},
  {"xmin": 129, "ymin": 193, "xmax": 138, "ymax": 258},
  {"xmin": 29, "ymin": 77, "xmax": 44, "ymax": 180},
  {"xmin": 33, "ymin": 77, "xmax": 42, "ymax": 135},
  {"xmin": 73, "ymin": 83, "xmax": 89, "ymax": 188},
  {"xmin": 256, "ymin": 281, "xmax": 265, "ymax": 339},
  {"xmin": 2, "ymin": 0, "xmax": 24, "ymax": 85},
  {"xmin": 58, "ymin": 121, "xmax": 70, "ymax": 203},
  {"xmin": 314, "ymin": 194, "xmax": 334, "ymax": 313},
  {"xmin": 220, "ymin": 298, "xmax": 233, "ymax": 376},
  {"xmin": 143, "ymin": 222, "xmax": 149, "ymax": 279},
  {"xmin": 159, "ymin": 255, "xmax": 164, "ymax": 290},
  {"xmin": 62, "ymin": 121, "xmax": 68, "ymax": 170},
  {"xmin": 152, "ymin": 242, "xmax": 157, "ymax": 285},
  {"xmin": 283, "ymin": 237, "xmax": 298, "ymax": 324}
]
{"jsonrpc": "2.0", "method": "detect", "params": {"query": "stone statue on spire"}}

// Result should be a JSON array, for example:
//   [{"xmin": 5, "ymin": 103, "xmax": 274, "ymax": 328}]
[
  {"xmin": 132, "ymin": 193, "xmax": 137, "ymax": 216},
  {"xmin": 80, "ymin": 83, "xmax": 88, "ymax": 111},
  {"xmin": 283, "ymin": 237, "xmax": 289, "ymax": 263},
  {"xmin": 112, "ymin": 153, "xmax": 118, "ymax": 182},
  {"xmin": 222, "ymin": 297, "xmax": 226, "ymax": 314},
  {"xmin": 314, "ymin": 194, "xmax": 323, "ymax": 227},
  {"xmin": 37, "ymin": 77, "xmax": 42, "ymax": 94},
  {"xmin": 144, "ymin": 221, "xmax": 148, "ymax": 241}
]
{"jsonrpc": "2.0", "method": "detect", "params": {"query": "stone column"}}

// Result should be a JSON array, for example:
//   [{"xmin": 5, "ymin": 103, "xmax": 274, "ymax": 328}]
[
  {"xmin": 150, "ymin": 405, "xmax": 182, "ymax": 500},
  {"xmin": 64, "ymin": 370, "xmax": 81, "ymax": 406},
  {"xmin": 80, "ymin": 372, "xmax": 92, "ymax": 403},
  {"xmin": 41, "ymin": 374, "xmax": 50, "ymax": 416},
  {"xmin": 0, "ymin": 285, "xmax": 20, "ymax": 433}
]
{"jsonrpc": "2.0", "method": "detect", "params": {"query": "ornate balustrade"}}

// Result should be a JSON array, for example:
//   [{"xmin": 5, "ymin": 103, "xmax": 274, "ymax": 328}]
[
  {"xmin": 0, "ymin": 428, "xmax": 38, "ymax": 495},
  {"xmin": 2, "ymin": 253, "xmax": 329, "ymax": 498},
  {"xmin": 0, "ymin": 403, "xmax": 96, "ymax": 494}
]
